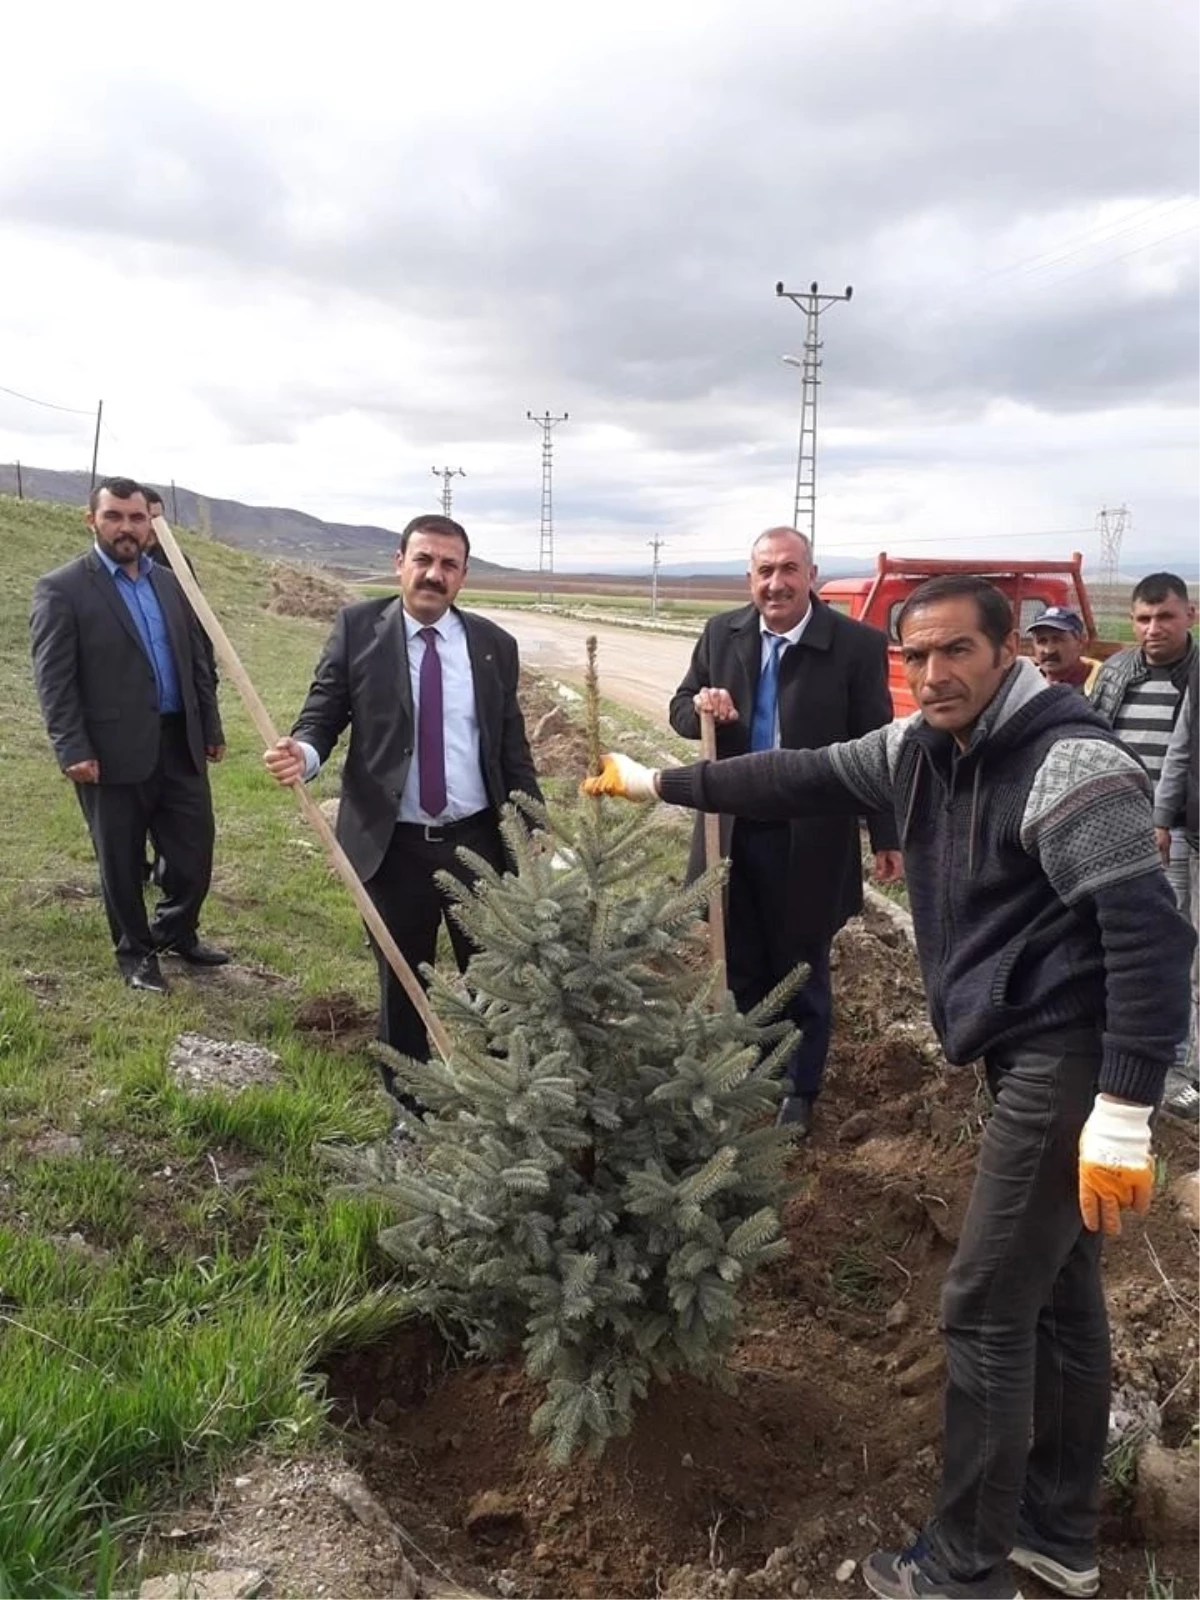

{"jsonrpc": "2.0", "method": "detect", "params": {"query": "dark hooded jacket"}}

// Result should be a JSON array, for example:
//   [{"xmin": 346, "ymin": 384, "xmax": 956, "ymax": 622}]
[{"xmin": 659, "ymin": 659, "xmax": 1193, "ymax": 1105}]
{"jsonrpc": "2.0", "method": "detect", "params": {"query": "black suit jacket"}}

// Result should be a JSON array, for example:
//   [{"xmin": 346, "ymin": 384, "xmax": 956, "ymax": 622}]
[
  {"xmin": 30, "ymin": 550, "xmax": 223, "ymax": 785},
  {"xmin": 669, "ymin": 595, "xmax": 898, "ymax": 948},
  {"xmin": 291, "ymin": 598, "xmax": 543, "ymax": 881}
]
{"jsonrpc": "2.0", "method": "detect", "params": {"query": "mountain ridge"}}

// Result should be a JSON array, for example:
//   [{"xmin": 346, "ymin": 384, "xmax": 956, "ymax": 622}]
[{"xmin": 0, "ymin": 464, "xmax": 512, "ymax": 575}]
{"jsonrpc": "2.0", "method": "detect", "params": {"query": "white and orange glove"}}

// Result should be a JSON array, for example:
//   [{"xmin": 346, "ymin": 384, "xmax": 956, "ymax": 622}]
[
  {"xmin": 581, "ymin": 753, "xmax": 660, "ymax": 802},
  {"xmin": 1078, "ymin": 1097, "xmax": 1153, "ymax": 1236}
]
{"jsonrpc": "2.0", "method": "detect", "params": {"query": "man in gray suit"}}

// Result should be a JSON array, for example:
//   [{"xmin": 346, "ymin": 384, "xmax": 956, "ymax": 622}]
[
  {"xmin": 265, "ymin": 513, "xmax": 541, "ymax": 1083},
  {"xmin": 30, "ymin": 477, "xmax": 227, "ymax": 994}
]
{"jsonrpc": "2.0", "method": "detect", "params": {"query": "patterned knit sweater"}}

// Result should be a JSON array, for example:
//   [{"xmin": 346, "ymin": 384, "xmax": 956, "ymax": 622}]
[{"xmin": 659, "ymin": 659, "xmax": 1194, "ymax": 1104}]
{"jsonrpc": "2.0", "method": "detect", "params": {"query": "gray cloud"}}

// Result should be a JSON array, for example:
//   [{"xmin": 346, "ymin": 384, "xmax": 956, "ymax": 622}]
[{"xmin": 0, "ymin": 0, "xmax": 1195, "ymax": 561}]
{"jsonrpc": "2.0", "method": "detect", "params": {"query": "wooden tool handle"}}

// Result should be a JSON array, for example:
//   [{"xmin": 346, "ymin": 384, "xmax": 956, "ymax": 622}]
[{"xmin": 699, "ymin": 709, "xmax": 726, "ymax": 989}]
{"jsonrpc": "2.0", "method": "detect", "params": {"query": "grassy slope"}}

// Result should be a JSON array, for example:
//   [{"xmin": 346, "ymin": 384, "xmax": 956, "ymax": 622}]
[{"xmin": 0, "ymin": 497, "xmax": 411, "ymax": 1595}]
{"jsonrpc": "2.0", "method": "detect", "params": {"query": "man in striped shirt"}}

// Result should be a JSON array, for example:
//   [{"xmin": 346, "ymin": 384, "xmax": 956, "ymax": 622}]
[{"xmin": 1092, "ymin": 572, "xmax": 1197, "ymax": 1116}]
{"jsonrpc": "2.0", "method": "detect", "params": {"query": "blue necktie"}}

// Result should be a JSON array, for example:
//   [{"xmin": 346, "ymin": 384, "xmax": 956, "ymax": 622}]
[{"xmin": 750, "ymin": 635, "xmax": 785, "ymax": 752}]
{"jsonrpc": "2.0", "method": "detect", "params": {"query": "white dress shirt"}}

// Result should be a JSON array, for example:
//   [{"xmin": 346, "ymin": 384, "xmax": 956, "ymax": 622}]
[
  {"xmin": 298, "ymin": 605, "xmax": 490, "ymax": 822},
  {"xmin": 757, "ymin": 605, "xmax": 812, "ymax": 749}
]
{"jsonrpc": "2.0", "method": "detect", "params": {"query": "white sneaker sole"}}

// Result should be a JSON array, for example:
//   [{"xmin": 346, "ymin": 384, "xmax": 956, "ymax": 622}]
[{"xmin": 1009, "ymin": 1545, "xmax": 1099, "ymax": 1598}]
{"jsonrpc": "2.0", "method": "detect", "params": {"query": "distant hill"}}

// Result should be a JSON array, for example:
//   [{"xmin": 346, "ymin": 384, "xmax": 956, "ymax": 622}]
[{"xmin": 0, "ymin": 465, "xmax": 512, "ymax": 575}]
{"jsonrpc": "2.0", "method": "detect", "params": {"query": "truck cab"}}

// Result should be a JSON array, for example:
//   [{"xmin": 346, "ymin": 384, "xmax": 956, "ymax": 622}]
[{"xmin": 818, "ymin": 552, "xmax": 1120, "ymax": 716}]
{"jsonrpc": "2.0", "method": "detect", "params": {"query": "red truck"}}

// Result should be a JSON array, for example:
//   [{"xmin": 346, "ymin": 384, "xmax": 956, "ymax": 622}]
[{"xmin": 818, "ymin": 551, "xmax": 1121, "ymax": 716}]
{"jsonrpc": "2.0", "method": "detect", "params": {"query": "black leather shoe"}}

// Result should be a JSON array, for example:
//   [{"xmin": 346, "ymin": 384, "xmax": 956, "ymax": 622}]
[
  {"xmin": 161, "ymin": 939, "xmax": 230, "ymax": 966},
  {"xmin": 126, "ymin": 955, "xmax": 169, "ymax": 994},
  {"xmin": 777, "ymin": 1093, "xmax": 814, "ymax": 1137}
]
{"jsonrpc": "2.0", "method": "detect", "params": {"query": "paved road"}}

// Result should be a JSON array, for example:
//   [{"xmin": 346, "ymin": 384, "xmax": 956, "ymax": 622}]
[{"xmin": 473, "ymin": 609, "xmax": 698, "ymax": 726}]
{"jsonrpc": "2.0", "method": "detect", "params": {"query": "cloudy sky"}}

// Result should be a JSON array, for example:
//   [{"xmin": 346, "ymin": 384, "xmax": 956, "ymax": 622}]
[{"xmin": 1, "ymin": 0, "xmax": 1196, "ymax": 572}]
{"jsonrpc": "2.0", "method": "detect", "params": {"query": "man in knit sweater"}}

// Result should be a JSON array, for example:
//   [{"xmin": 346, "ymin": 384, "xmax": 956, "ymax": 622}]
[
  {"xmin": 1091, "ymin": 571, "xmax": 1196, "ymax": 1115},
  {"xmin": 1154, "ymin": 657, "xmax": 1198, "ymax": 1094},
  {"xmin": 586, "ymin": 575, "xmax": 1193, "ymax": 1600}
]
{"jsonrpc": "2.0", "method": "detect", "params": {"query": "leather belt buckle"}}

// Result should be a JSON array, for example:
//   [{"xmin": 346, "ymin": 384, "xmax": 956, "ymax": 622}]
[{"xmin": 423, "ymin": 824, "xmax": 445, "ymax": 843}]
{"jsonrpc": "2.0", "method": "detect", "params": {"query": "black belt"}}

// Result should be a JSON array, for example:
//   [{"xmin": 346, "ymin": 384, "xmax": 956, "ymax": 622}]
[
  {"xmin": 160, "ymin": 712, "xmax": 186, "ymax": 725},
  {"xmin": 395, "ymin": 810, "xmax": 494, "ymax": 844}
]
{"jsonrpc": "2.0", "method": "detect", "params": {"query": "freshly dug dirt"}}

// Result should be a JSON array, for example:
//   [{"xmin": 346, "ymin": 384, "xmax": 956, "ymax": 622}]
[
  {"xmin": 294, "ymin": 991, "xmax": 377, "ymax": 1051},
  {"xmin": 519, "ymin": 669, "xmax": 593, "ymax": 781},
  {"xmin": 266, "ymin": 564, "xmax": 354, "ymax": 623},
  {"xmin": 313, "ymin": 902, "xmax": 1199, "ymax": 1600}
]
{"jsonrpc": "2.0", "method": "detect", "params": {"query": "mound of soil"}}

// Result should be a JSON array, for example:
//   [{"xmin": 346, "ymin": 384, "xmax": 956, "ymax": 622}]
[
  {"xmin": 520, "ymin": 670, "xmax": 593, "ymax": 781},
  {"xmin": 294, "ymin": 991, "xmax": 377, "ymax": 1050},
  {"xmin": 318, "ymin": 902, "xmax": 1199, "ymax": 1599},
  {"xmin": 267, "ymin": 564, "xmax": 354, "ymax": 622}
]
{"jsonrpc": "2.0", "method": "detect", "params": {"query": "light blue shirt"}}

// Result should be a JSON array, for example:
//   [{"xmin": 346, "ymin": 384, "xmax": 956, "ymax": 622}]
[
  {"xmin": 93, "ymin": 542, "xmax": 182, "ymax": 713},
  {"xmin": 756, "ymin": 605, "xmax": 812, "ymax": 749},
  {"xmin": 299, "ymin": 605, "xmax": 489, "ymax": 822}
]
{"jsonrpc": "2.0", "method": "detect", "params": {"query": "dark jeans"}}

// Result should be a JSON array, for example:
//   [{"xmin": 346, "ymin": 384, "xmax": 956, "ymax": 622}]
[
  {"xmin": 76, "ymin": 716, "xmax": 214, "ymax": 965},
  {"xmin": 925, "ymin": 1027, "xmax": 1109, "ymax": 1584},
  {"xmin": 363, "ymin": 813, "xmax": 505, "ymax": 1066},
  {"xmin": 726, "ymin": 821, "xmax": 833, "ymax": 1098}
]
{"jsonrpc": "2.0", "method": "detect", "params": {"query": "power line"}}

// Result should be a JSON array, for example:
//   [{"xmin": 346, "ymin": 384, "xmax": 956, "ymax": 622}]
[
  {"xmin": 926, "ymin": 196, "xmax": 1198, "ymax": 317},
  {"xmin": 776, "ymin": 280, "xmax": 853, "ymax": 553},
  {"xmin": 1010, "ymin": 196, "xmax": 1196, "ymax": 281},
  {"xmin": 1021, "ymin": 220, "xmax": 1199, "ymax": 293},
  {"xmin": 526, "ymin": 411, "xmax": 568, "ymax": 606},
  {"xmin": 0, "ymin": 381, "xmax": 94, "ymax": 417},
  {"xmin": 1097, "ymin": 505, "xmax": 1129, "ymax": 593},
  {"xmin": 963, "ymin": 196, "xmax": 1195, "ymax": 293},
  {"xmin": 648, "ymin": 534, "xmax": 666, "ymax": 620},
  {"xmin": 431, "ymin": 465, "xmax": 465, "ymax": 518}
]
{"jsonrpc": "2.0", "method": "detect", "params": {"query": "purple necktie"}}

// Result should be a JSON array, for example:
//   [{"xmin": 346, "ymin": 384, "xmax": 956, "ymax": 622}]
[{"xmin": 417, "ymin": 627, "xmax": 447, "ymax": 817}]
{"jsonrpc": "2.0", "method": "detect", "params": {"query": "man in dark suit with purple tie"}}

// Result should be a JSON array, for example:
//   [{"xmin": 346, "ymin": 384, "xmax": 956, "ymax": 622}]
[{"xmin": 264, "ymin": 513, "xmax": 542, "ymax": 1081}]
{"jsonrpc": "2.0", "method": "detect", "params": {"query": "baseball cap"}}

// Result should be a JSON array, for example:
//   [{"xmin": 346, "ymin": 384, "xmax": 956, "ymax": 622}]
[{"xmin": 1027, "ymin": 605, "xmax": 1085, "ymax": 636}]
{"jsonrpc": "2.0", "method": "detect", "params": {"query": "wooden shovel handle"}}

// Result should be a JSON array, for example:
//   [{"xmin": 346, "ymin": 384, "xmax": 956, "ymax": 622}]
[{"xmin": 699, "ymin": 709, "xmax": 726, "ymax": 989}]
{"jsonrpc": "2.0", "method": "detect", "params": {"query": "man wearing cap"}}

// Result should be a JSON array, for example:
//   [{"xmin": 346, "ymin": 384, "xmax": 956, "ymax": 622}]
[{"xmin": 1028, "ymin": 607, "xmax": 1100, "ymax": 693}]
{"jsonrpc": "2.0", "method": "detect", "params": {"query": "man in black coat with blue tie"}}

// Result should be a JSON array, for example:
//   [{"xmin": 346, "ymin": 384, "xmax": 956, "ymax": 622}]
[{"xmin": 669, "ymin": 527, "xmax": 901, "ymax": 1135}]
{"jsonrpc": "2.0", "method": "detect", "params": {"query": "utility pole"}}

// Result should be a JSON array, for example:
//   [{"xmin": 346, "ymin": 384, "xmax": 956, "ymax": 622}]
[
  {"xmin": 171, "ymin": 480, "xmax": 179, "ymax": 523},
  {"xmin": 526, "ymin": 410, "xmax": 568, "ymax": 606},
  {"xmin": 15, "ymin": 461, "xmax": 22, "ymax": 500},
  {"xmin": 89, "ymin": 399, "xmax": 104, "ymax": 491},
  {"xmin": 431, "ymin": 465, "xmax": 465, "ymax": 518},
  {"xmin": 1097, "ymin": 505, "xmax": 1128, "ymax": 621},
  {"xmin": 648, "ymin": 534, "xmax": 666, "ymax": 621},
  {"xmin": 776, "ymin": 281, "xmax": 852, "ymax": 554}
]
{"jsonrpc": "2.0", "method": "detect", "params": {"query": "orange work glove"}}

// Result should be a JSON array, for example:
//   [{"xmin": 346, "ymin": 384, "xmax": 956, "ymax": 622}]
[
  {"xmin": 580, "ymin": 753, "xmax": 659, "ymax": 801},
  {"xmin": 1078, "ymin": 1097, "xmax": 1154, "ymax": 1236}
]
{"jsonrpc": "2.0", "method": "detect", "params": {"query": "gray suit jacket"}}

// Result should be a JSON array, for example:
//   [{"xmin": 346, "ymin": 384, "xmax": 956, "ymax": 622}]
[
  {"xmin": 291, "ymin": 598, "xmax": 542, "ymax": 881},
  {"xmin": 669, "ymin": 595, "xmax": 898, "ymax": 949},
  {"xmin": 30, "ymin": 550, "xmax": 223, "ymax": 784}
]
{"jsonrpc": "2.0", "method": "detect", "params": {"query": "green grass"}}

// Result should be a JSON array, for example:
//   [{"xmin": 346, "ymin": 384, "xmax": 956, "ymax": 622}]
[
  {"xmin": 826, "ymin": 1243, "xmax": 889, "ymax": 1311},
  {"xmin": 0, "ymin": 495, "xmax": 419, "ymax": 1592},
  {"xmin": 1144, "ymin": 1553, "xmax": 1177, "ymax": 1599}
]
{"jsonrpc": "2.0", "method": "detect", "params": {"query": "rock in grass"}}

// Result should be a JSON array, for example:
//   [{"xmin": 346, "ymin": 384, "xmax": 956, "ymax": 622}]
[
  {"xmin": 1168, "ymin": 1169, "xmax": 1200, "ymax": 1230},
  {"xmin": 465, "ymin": 1489, "xmax": 526, "ymax": 1543},
  {"xmin": 167, "ymin": 1034, "xmax": 282, "ymax": 1097},
  {"xmin": 1136, "ymin": 1441, "xmax": 1200, "ymax": 1543},
  {"xmin": 835, "ymin": 1110, "xmax": 874, "ymax": 1144}
]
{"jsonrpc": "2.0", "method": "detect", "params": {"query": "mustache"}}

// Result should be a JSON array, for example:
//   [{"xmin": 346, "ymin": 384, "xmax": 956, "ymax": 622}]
[{"xmin": 417, "ymin": 579, "xmax": 448, "ymax": 593}]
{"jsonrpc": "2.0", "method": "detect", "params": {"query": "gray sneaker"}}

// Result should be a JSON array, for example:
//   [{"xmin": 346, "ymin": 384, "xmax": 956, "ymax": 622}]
[
  {"xmin": 1161, "ymin": 1068, "xmax": 1200, "ymax": 1122},
  {"xmin": 862, "ymin": 1540, "xmax": 1020, "ymax": 1599},
  {"xmin": 1009, "ymin": 1543, "xmax": 1099, "ymax": 1598}
]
